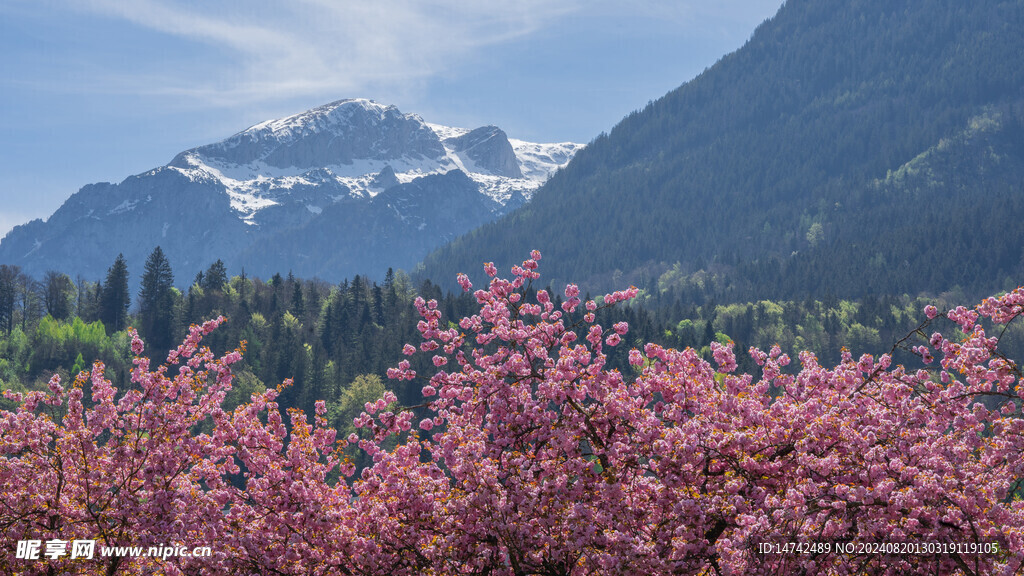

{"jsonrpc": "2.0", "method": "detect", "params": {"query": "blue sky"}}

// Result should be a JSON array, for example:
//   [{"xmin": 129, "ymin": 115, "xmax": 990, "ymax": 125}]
[{"xmin": 0, "ymin": 0, "xmax": 782, "ymax": 238}]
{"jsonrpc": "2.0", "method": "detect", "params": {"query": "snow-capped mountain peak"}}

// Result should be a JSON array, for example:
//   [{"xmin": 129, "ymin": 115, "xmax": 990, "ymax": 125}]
[
  {"xmin": 0, "ymin": 99, "xmax": 583, "ymax": 285},
  {"xmin": 166, "ymin": 100, "xmax": 582, "ymax": 223}
]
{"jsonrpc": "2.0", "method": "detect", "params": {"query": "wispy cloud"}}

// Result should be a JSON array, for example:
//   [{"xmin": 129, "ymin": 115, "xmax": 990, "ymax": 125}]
[
  {"xmin": 590, "ymin": 0, "xmax": 782, "ymax": 35},
  {"xmin": 69, "ymin": 0, "xmax": 582, "ymax": 105}
]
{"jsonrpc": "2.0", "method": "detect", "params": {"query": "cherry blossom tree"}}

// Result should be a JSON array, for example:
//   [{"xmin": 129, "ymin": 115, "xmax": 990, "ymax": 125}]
[
  {"xmin": 1, "ymin": 253, "xmax": 1022, "ymax": 575},
  {"xmin": 353, "ymin": 253, "xmax": 1023, "ymax": 575},
  {"xmin": 0, "ymin": 319, "xmax": 349, "ymax": 575}
]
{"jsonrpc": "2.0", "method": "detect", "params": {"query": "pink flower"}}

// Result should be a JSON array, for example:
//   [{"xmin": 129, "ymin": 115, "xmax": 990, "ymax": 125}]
[
  {"xmin": 711, "ymin": 341, "xmax": 738, "ymax": 373},
  {"xmin": 8, "ymin": 251, "xmax": 1022, "ymax": 576},
  {"xmin": 629, "ymin": 349, "xmax": 644, "ymax": 365},
  {"xmin": 130, "ymin": 329, "xmax": 145, "ymax": 355}
]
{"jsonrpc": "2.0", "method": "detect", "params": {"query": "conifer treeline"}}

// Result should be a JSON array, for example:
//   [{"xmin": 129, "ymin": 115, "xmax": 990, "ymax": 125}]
[{"xmin": 2, "ymin": 249, "xmax": 1022, "ymax": 430}]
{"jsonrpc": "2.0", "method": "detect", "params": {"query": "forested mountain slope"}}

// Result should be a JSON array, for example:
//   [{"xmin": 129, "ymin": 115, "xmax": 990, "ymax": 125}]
[{"xmin": 422, "ymin": 0, "xmax": 1024, "ymax": 300}]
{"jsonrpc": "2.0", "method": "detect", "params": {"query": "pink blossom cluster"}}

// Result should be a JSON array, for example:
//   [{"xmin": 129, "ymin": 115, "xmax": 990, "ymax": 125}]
[
  {"xmin": 1, "ymin": 260, "xmax": 1022, "ymax": 575},
  {"xmin": 349, "ymin": 262, "xmax": 1024, "ymax": 575}
]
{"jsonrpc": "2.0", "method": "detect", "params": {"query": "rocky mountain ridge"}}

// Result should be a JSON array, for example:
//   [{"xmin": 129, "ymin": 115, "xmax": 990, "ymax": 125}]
[{"xmin": 0, "ymin": 99, "xmax": 582, "ymax": 286}]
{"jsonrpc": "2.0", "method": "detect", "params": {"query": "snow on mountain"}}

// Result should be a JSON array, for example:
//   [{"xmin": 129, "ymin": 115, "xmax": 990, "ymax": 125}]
[
  {"xmin": 509, "ymin": 139, "xmax": 584, "ymax": 182},
  {"xmin": 0, "ymin": 99, "xmax": 582, "ymax": 285},
  {"xmin": 168, "ymin": 99, "xmax": 581, "ymax": 223}
]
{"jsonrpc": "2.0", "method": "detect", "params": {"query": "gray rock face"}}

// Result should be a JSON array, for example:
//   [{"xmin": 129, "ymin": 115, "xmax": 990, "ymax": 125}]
[
  {"xmin": 171, "ymin": 99, "xmax": 447, "ymax": 170},
  {"xmin": 370, "ymin": 165, "xmax": 401, "ymax": 191},
  {"xmin": 0, "ymin": 167, "xmax": 251, "ymax": 286},
  {"xmin": 500, "ymin": 189, "xmax": 528, "ymax": 215},
  {"xmin": 237, "ymin": 170, "xmax": 498, "ymax": 278},
  {"xmin": 445, "ymin": 126, "xmax": 523, "ymax": 178}
]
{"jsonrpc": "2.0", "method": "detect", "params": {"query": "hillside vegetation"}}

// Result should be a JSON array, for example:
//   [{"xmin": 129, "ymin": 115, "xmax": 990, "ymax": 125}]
[{"xmin": 423, "ymin": 0, "xmax": 1024, "ymax": 301}]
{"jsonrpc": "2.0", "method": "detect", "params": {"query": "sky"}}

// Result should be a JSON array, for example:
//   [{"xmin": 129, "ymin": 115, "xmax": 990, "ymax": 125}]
[{"xmin": 0, "ymin": 0, "xmax": 783, "ymax": 238}]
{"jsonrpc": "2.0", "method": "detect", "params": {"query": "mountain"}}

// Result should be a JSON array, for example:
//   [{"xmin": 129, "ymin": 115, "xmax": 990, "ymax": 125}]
[
  {"xmin": 421, "ymin": 0, "xmax": 1024, "ymax": 302},
  {"xmin": 0, "ymin": 99, "xmax": 581, "ymax": 285}
]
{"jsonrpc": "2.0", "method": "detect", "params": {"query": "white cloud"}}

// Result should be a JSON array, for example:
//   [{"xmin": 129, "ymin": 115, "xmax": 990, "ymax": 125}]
[{"xmin": 72, "ymin": 0, "xmax": 582, "ymax": 105}]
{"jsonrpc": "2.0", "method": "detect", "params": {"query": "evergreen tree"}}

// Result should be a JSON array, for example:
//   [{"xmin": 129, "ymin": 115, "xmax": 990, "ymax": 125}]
[
  {"xmin": 291, "ymin": 281, "xmax": 305, "ymax": 317},
  {"xmin": 202, "ymin": 260, "xmax": 228, "ymax": 292},
  {"xmin": 100, "ymin": 254, "xmax": 130, "ymax": 334},
  {"xmin": 139, "ymin": 247, "xmax": 176, "ymax": 352}
]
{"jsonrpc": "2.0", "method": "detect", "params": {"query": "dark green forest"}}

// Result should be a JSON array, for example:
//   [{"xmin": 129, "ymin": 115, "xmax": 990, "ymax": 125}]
[{"xmin": 422, "ymin": 0, "xmax": 1024, "ymax": 301}]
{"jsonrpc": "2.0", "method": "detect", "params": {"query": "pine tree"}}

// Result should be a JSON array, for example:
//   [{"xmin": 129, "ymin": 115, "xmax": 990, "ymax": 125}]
[
  {"xmin": 100, "ymin": 254, "xmax": 130, "ymax": 333},
  {"xmin": 202, "ymin": 260, "xmax": 228, "ymax": 292},
  {"xmin": 291, "ymin": 281, "xmax": 305, "ymax": 318},
  {"xmin": 139, "ymin": 247, "xmax": 175, "ymax": 352}
]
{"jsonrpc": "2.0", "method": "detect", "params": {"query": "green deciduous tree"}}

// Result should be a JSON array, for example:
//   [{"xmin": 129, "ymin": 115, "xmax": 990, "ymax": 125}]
[
  {"xmin": 42, "ymin": 271, "xmax": 75, "ymax": 320},
  {"xmin": 0, "ymin": 265, "xmax": 20, "ymax": 336}
]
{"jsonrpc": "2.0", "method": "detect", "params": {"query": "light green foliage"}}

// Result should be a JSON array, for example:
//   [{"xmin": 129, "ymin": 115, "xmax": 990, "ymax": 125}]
[
  {"xmin": 658, "ymin": 262, "xmax": 685, "ymax": 294},
  {"xmin": 282, "ymin": 311, "xmax": 301, "ymax": 333},
  {"xmin": 70, "ymin": 353, "xmax": 86, "ymax": 379},
  {"xmin": 30, "ymin": 316, "xmax": 118, "ymax": 376},
  {"xmin": 667, "ymin": 294, "xmax": 962, "ymax": 374},
  {"xmin": 794, "ymin": 313, "xmax": 827, "ymax": 355},
  {"xmin": 806, "ymin": 222, "xmax": 824, "ymax": 246},
  {"xmin": 390, "ymin": 270, "xmax": 417, "ymax": 303},
  {"xmin": 0, "ymin": 327, "xmax": 30, "ymax": 373},
  {"xmin": 248, "ymin": 313, "xmax": 268, "ymax": 337},
  {"xmin": 327, "ymin": 373, "xmax": 397, "ymax": 475},
  {"xmin": 229, "ymin": 274, "xmax": 252, "ymax": 296},
  {"xmin": 845, "ymin": 322, "xmax": 882, "ymax": 352},
  {"xmin": 329, "ymin": 374, "xmax": 388, "ymax": 437},
  {"xmin": 0, "ymin": 316, "xmax": 131, "ymax": 394},
  {"xmin": 222, "ymin": 367, "xmax": 266, "ymax": 412},
  {"xmin": 757, "ymin": 301, "xmax": 784, "ymax": 321}
]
